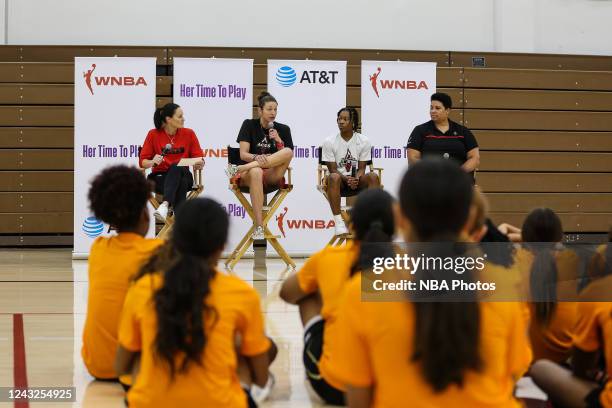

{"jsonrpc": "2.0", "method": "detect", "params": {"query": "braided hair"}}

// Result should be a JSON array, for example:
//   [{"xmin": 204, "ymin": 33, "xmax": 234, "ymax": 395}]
[{"xmin": 337, "ymin": 107, "xmax": 360, "ymax": 132}]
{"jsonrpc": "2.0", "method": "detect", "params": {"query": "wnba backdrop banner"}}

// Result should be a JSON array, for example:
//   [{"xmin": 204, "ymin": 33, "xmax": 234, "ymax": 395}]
[
  {"xmin": 73, "ymin": 57, "xmax": 156, "ymax": 257},
  {"xmin": 267, "ymin": 60, "xmax": 346, "ymax": 254},
  {"xmin": 173, "ymin": 58, "xmax": 253, "ymax": 253},
  {"xmin": 361, "ymin": 61, "xmax": 436, "ymax": 197}
]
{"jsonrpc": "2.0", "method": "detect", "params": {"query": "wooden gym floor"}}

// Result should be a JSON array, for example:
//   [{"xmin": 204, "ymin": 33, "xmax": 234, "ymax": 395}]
[
  {"xmin": 0, "ymin": 248, "xmax": 548, "ymax": 407},
  {"xmin": 0, "ymin": 248, "xmax": 325, "ymax": 408}
]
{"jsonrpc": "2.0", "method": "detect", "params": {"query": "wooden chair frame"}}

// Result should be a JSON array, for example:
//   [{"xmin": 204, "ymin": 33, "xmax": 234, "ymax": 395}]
[
  {"xmin": 316, "ymin": 146, "xmax": 384, "ymax": 246},
  {"xmin": 224, "ymin": 147, "xmax": 296, "ymax": 269},
  {"xmin": 144, "ymin": 166, "xmax": 204, "ymax": 240}
]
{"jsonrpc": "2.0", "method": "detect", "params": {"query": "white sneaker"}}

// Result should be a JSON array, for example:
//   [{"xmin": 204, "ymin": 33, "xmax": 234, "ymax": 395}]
[
  {"xmin": 252, "ymin": 226, "xmax": 265, "ymax": 240},
  {"xmin": 251, "ymin": 373, "xmax": 275, "ymax": 403},
  {"xmin": 154, "ymin": 202, "xmax": 169, "ymax": 222},
  {"xmin": 225, "ymin": 164, "xmax": 239, "ymax": 178},
  {"xmin": 334, "ymin": 222, "xmax": 348, "ymax": 236}
]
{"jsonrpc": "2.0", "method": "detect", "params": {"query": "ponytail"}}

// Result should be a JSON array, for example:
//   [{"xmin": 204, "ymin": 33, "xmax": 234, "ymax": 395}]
[
  {"xmin": 154, "ymin": 253, "xmax": 217, "ymax": 380},
  {"xmin": 398, "ymin": 159, "xmax": 480, "ymax": 392},
  {"xmin": 521, "ymin": 208, "xmax": 564, "ymax": 327},
  {"xmin": 350, "ymin": 220, "xmax": 394, "ymax": 276},
  {"xmin": 529, "ymin": 246, "xmax": 558, "ymax": 326},
  {"xmin": 154, "ymin": 103, "xmax": 180, "ymax": 130},
  {"xmin": 411, "ymin": 238, "xmax": 482, "ymax": 392},
  {"xmin": 151, "ymin": 198, "xmax": 229, "ymax": 380},
  {"xmin": 153, "ymin": 108, "xmax": 164, "ymax": 130},
  {"xmin": 412, "ymin": 301, "xmax": 481, "ymax": 391},
  {"xmin": 134, "ymin": 241, "xmax": 177, "ymax": 281},
  {"xmin": 348, "ymin": 189, "xmax": 395, "ymax": 276}
]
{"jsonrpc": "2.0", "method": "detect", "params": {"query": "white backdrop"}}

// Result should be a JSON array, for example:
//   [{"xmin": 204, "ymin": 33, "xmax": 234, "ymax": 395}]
[
  {"xmin": 172, "ymin": 58, "xmax": 254, "ymax": 254},
  {"xmin": 267, "ymin": 60, "xmax": 346, "ymax": 254},
  {"xmin": 73, "ymin": 57, "xmax": 156, "ymax": 257},
  {"xmin": 361, "ymin": 61, "xmax": 437, "ymax": 197}
]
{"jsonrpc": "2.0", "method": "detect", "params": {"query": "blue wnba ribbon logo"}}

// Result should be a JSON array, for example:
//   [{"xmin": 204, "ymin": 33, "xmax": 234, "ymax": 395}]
[{"xmin": 276, "ymin": 66, "xmax": 297, "ymax": 87}]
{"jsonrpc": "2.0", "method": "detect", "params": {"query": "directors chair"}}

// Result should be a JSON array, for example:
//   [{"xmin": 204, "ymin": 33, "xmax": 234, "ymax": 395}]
[
  {"xmin": 143, "ymin": 164, "xmax": 204, "ymax": 240},
  {"xmin": 224, "ymin": 146, "xmax": 295, "ymax": 269},
  {"xmin": 316, "ymin": 146, "xmax": 383, "ymax": 246}
]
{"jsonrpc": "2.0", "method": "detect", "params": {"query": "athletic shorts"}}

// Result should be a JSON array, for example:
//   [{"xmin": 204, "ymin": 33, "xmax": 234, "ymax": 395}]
[
  {"xmin": 303, "ymin": 316, "xmax": 344, "ymax": 406},
  {"xmin": 585, "ymin": 385, "xmax": 605, "ymax": 408},
  {"xmin": 339, "ymin": 182, "xmax": 365, "ymax": 197},
  {"xmin": 243, "ymin": 387, "xmax": 257, "ymax": 408}
]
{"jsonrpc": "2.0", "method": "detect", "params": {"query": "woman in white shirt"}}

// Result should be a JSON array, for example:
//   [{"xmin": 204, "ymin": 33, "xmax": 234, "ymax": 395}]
[{"xmin": 322, "ymin": 107, "xmax": 380, "ymax": 236}]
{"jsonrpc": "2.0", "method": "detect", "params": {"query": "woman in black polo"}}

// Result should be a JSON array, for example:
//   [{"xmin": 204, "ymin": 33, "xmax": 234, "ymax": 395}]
[{"xmin": 406, "ymin": 92, "xmax": 480, "ymax": 181}]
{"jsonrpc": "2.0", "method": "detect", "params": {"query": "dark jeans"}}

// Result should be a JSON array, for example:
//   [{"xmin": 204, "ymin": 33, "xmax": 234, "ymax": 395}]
[{"xmin": 148, "ymin": 165, "xmax": 193, "ymax": 209}]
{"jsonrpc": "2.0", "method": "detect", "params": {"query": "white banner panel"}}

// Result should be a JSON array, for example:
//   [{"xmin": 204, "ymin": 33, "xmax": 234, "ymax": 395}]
[
  {"xmin": 361, "ymin": 61, "xmax": 436, "ymax": 197},
  {"xmin": 172, "ymin": 58, "xmax": 254, "ymax": 253},
  {"xmin": 73, "ymin": 57, "xmax": 156, "ymax": 257},
  {"xmin": 267, "ymin": 60, "xmax": 346, "ymax": 254}
]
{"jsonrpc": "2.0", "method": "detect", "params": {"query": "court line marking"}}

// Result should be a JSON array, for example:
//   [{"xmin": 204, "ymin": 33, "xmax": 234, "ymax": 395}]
[{"xmin": 13, "ymin": 313, "xmax": 30, "ymax": 408}]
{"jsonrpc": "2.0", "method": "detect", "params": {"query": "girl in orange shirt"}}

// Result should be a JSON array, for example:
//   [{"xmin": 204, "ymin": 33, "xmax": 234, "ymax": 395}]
[
  {"xmin": 517, "ymin": 208, "xmax": 580, "ymax": 363},
  {"xmin": 81, "ymin": 165, "xmax": 162, "ymax": 382},
  {"xmin": 531, "ymin": 276, "xmax": 612, "ymax": 408},
  {"xmin": 334, "ymin": 159, "xmax": 531, "ymax": 408},
  {"xmin": 115, "ymin": 198, "xmax": 274, "ymax": 408},
  {"xmin": 279, "ymin": 189, "xmax": 395, "ymax": 405}
]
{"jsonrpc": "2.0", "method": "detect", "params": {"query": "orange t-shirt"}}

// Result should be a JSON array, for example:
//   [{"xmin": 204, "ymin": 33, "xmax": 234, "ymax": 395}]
[
  {"xmin": 587, "ymin": 244, "xmax": 611, "ymax": 281},
  {"xmin": 81, "ymin": 233, "xmax": 162, "ymax": 379},
  {"xmin": 332, "ymin": 274, "xmax": 532, "ymax": 408},
  {"xmin": 118, "ymin": 271, "xmax": 271, "ymax": 408},
  {"xmin": 296, "ymin": 242, "xmax": 358, "ymax": 390},
  {"xmin": 573, "ymin": 275, "xmax": 612, "ymax": 408},
  {"xmin": 514, "ymin": 247, "xmax": 580, "ymax": 363}
]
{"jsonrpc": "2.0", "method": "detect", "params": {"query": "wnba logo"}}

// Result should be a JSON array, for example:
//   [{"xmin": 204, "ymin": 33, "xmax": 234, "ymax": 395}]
[
  {"xmin": 369, "ymin": 66, "xmax": 429, "ymax": 98},
  {"xmin": 275, "ymin": 66, "xmax": 297, "ymax": 87},
  {"xmin": 83, "ymin": 63, "xmax": 148, "ymax": 95},
  {"xmin": 276, "ymin": 207, "xmax": 334, "ymax": 237},
  {"xmin": 82, "ymin": 216, "xmax": 104, "ymax": 238}
]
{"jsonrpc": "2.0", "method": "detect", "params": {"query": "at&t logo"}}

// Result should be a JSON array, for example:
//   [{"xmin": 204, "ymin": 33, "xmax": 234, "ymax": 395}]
[
  {"xmin": 82, "ymin": 216, "xmax": 104, "ymax": 238},
  {"xmin": 276, "ymin": 66, "xmax": 297, "ymax": 87},
  {"xmin": 275, "ymin": 66, "xmax": 339, "ymax": 88}
]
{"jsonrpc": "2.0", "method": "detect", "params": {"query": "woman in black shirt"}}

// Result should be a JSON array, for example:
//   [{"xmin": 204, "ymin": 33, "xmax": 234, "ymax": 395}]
[
  {"xmin": 406, "ymin": 92, "xmax": 480, "ymax": 181},
  {"xmin": 226, "ymin": 91, "xmax": 294, "ymax": 240}
]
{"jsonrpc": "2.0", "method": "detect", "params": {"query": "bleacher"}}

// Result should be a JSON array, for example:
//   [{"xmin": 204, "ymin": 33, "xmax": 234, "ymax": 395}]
[{"xmin": 0, "ymin": 46, "xmax": 610, "ymax": 245}]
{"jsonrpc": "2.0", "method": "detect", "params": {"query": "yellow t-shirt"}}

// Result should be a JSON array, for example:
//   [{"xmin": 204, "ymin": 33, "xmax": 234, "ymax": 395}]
[
  {"xmin": 573, "ymin": 275, "xmax": 612, "ymax": 408},
  {"xmin": 118, "ymin": 271, "xmax": 271, "ymax": 408},
  {"xmin": 587, "ymin": 244, "xmax": 611, "ymax": 281},
  {"xmin": 296, "ymin": 242, "xmax": 358, "ymax": 390},
  {"xmin": 332, "ymin": 275, "xmax": 532, "ymax": 408},
  {"xmin": 514, "ymin": 247, "xmax": 579, "ymax": 363},
  {"xmin": 81, "ymin": 233, "xmax": 162, "ymax": 379}
]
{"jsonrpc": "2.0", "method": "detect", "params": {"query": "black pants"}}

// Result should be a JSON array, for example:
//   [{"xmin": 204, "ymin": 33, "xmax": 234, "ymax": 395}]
[{"xmin": 148, "ymin": 165, "xmax": 193, "ymax": 209}]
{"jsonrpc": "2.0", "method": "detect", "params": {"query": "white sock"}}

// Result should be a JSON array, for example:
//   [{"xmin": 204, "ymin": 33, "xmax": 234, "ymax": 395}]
[{"xmin": 333, "ymin": 214, "xmax": 344, "ymax": 225}]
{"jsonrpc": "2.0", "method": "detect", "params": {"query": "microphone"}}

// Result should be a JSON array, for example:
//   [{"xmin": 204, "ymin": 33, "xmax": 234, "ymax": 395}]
[
  {"xmin": 267, "ymin": 122, "xmax": 276, "ymax": 149},
  {"xmin": 153, "ymin": 143, "xmax": 172, "ymax": 167}
]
